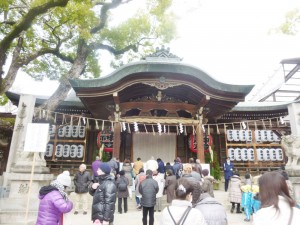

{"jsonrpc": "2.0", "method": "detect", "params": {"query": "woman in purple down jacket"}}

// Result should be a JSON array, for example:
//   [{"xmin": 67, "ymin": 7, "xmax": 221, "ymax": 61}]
[{"xmin": 36, "ymin": 171, "xmax": 73, "ymax": 225}]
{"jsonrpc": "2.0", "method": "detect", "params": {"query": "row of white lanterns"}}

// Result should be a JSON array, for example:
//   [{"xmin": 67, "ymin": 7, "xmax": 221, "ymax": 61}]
[
  {"xmin": 46, "ymin": 144, "xmax": 84, "ymax": 158},
  {"xmin": 227, "ymin": 130, "xmax": 280, "ymax": 142},
  {"xmin": 49, "ymin": 125, "xmax": 86, "ymax": 138},
  {"xmin": 228, "ymin": 147, "xmax": 283, "ymax": 161}
]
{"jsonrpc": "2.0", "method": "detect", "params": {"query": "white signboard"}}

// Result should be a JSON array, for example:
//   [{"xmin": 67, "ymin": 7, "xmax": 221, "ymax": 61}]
[{"xmin": 24, "ymin": 123, "xmax": 50, "ymax": 152}]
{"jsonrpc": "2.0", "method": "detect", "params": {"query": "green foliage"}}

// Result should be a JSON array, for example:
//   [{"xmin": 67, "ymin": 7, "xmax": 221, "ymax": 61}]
[
  {"xmin": 204, "ymin": 151, "xmax": 211, "ymax": 164},
  {"xmin": 206, "ymin": 145, "xmax": 221, "ymax": 181},
  {"xmin": 278, "ymin": 9, "xmax": 300, "ymax": 35},
  {"xmin": 101, "ymin": 151, "xmax": 110, "ymax": 162},
  {"xmin": 210, "ymin": 151, "xmax": 221, "ymax": 181},
  {"xmin": 0, "ymin": 117, "xmax": 15, "ymax": 126},
  {"xmin": 0, "ymin": 94, "xmax": 8, "ymax": 105},
  {"xmin": 2, "ymin": 0, "xmax": 177, "ymax": 96}
]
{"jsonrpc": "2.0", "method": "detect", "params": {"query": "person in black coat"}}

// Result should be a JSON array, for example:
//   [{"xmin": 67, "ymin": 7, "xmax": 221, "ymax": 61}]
[
  {"xmin": 139, "ymin": 169, "xmax": 159, "ymax": 225},
  {"xmin": 89, "ymin": 163, "xmax": 116, "ymax": 225},
  {"xmin": 73, "ymin": 164, "xmax": 91, "ymax": 214},
  {"xmin": 164, "ymin": 162, "xmax": 174, "ymax": 178},
  {"xmin": 116, "ymin": 170, "xmax": 129, "ymax": 214}
]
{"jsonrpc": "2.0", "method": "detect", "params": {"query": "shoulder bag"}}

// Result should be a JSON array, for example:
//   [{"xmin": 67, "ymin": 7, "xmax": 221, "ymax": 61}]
[{"xmin": 167, "ymin": 206, "xmax": 192, "ymax": 225}]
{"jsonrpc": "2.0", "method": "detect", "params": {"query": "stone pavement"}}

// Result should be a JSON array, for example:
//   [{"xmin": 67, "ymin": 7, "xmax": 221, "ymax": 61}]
[{"xmin": 64, "ymin": 190, "xmax": 251, "ymax": 225}]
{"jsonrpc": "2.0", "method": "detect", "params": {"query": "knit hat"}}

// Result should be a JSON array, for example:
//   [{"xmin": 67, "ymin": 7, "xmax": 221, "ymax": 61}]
[
  {"xmin": 202, "ymin": 169, "xmax": 209, "ymax": 177},
  {"xmin": 99, "ymin": 163, "xmax": 111, "ymax": 174},
  {"xmin": 56, "ymin": 171, "xmax": 71, "ymax": 187}
]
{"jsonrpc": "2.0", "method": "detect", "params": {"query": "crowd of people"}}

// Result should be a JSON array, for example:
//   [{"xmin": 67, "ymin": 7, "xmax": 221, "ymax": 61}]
[{"xmin": 35, "ymin": 156, "xmax": 300, "ymax": 225}]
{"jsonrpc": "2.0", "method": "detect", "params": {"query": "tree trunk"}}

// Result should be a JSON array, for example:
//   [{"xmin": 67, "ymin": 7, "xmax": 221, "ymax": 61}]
[
  {"xmin": 0, "ymin": 0, "xmax": 70, "ymax": 87},
  {"xmin": 39, "ymin": 40, "xmax": 89, "ymax": 113},
  {"xmin": 0, "ymin": 37, "xmax": 23, "ymax": 95}
]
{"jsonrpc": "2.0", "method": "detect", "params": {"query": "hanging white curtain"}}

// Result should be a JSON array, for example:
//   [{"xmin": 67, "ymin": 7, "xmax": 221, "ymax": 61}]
[{"xmin": 133, "ymin": 133, "xmax": 176, "ymax": 163}]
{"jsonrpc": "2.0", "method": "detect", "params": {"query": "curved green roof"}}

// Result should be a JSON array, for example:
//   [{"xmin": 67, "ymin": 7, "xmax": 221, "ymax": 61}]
[{"xmin": 70, "ymin": 60, "xmax": 253, "ymax": 94}]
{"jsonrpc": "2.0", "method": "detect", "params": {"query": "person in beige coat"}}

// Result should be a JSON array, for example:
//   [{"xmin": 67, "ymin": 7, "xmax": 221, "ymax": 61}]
[
  {"xmin": 122, "ymin": 158, "xmax": 134, "ymax": 199},
  {"xmin": 228, "ymin": 172, "xmax": 242, "ymax": 213}
]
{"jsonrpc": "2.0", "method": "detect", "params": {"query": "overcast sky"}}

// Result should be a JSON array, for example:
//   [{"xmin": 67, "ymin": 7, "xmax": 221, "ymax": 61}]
[
  {"xmin": 11, "ymin": 0, "xmax": 300, "ymax": 96},
  {"xmin": 168, "ymin": 0, "xmax": 300, "ymax": 85}
]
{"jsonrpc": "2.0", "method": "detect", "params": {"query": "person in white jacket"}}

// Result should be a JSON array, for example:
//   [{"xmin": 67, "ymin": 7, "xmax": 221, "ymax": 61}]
[
  {"xmin": 253, "ymin": 171, "xmax": 300, "ymax": 225},
  {"xmin": 160, "ymin": 178, "xmax": 207, "ymax": 225},
  {"xmin": 153, "ymin": 171, "xmax": 165, "ymax": 212},
  {"xmin": 146, "ymin": 156, "xmax": 159, "ymax": 172}
]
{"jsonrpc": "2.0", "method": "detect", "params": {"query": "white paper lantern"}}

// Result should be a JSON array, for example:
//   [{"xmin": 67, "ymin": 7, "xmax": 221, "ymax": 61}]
[
  {"xmin": 227, "ymin": 130, "xmax": 234, "ymax": 141},
  {"xmin": 276, "ymin": 148, "xmax": 284, "ymax": 161},
  {"xmin": 270, "ymin": 148, "xmax": 277, "ymax": 161},
  {"xmin": 70, "ymin": 145, "xmax": 78, "ymax": 158},
  {"xmin": 234, "ymin": 148, "xmax": 242, "ymax": 161},
  {"xmin": 77, "ymin": 145, "xmax": 84, "ymax": 158},
  {"xmin": 49, "ymin": 125, "xmax": 56, "ymax": 138},
  {"xmin": 79, "ymin": 126, "xmax": 86, "ymax": 138},
  {"xmin": 255, "ymin": 130, "xmax": 262, "ymax": 142},
  {"xmin": 239, "ymin": 130, "xmax": 246, "ymax": 141},
  {"xmin": 263, "ymin": 148, "xmax": 271, "ymax": 161},
  {"xmin": 247, "ymin": 148, "xmax": 255, "ymax": 161},
  {"xmin": 241, "ymin": 148, "xmax": 248, "ymax": 161},
  {"xmin": 46, "ymin": 144, "xmax": 54, "ymax": 157},
  {"xmin": 246, "ymin": 130, "xmax": 253, "ymax": 142},
  {"xmin": 63, "ymin": 145, "xmax": 70, "ymax": 157},
  {"xmin": 55, "ymin": 144, "xmax": 63, "ymax": 157},
  {"xmin": 228, "ymin": 148, "xmax": 235, "ymax": 161},
  {"xmin": 72, "ymin": 126, "xmax": 79, "ymax": 138},
  {"xmin": 58, "ymin": 127, "xmax": 65, "ymax": 138},
  {"xmin": 64, "ymin": 125, "xmax": 72, "ymax": 138}
]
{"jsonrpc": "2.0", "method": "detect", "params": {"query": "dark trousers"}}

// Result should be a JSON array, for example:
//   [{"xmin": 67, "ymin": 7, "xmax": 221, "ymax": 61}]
[
  {"xmin": 231, "ymin": 202, "xmax": 241, "ymax": 212},
  {"xmin": 118, "ymin": 197, "xmax": 128, "ymax": 213},
  {"xmin": 142, "ymin": 206, "xmax": 154, "ymax": 225},
  {"xmin": 225, "ymin": 179, "xmax": 230, "ymax": 192}
]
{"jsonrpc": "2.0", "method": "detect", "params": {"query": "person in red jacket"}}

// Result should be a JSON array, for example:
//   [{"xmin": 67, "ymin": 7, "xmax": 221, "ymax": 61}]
[{"xmin": 36, "ymin": 171, "xmax": 73, "ymax": 225}]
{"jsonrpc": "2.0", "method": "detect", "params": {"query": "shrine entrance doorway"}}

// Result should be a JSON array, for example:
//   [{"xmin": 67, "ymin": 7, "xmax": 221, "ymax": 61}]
[{"xmin": 132, "ymin": 133, "xmax": 176, "ymax": 163}]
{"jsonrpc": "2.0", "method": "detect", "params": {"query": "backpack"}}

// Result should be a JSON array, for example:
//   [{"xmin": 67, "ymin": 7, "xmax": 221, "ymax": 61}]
[{"xmin": 118, "ymin": 178, "xmax": 127, "ymax": 192}]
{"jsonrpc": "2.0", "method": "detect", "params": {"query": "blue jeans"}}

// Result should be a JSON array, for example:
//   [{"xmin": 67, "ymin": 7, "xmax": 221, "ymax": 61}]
[{"xmin": 136, "ymin": 196, "xmax": 141, "ymax": 205}]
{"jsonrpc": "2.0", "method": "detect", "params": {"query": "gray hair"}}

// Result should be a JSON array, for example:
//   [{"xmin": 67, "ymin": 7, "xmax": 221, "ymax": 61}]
[{"xmin": 79, "ymin": 164, "xmax": 86, "ymax": 170}]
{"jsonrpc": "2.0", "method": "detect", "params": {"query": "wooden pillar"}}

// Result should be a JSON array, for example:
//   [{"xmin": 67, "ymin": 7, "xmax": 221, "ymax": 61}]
[
  {"xmin": 113, "ymin": 122, "xmax": 121, "ymax": 159},
  {"xmin": 196, "ymin": 122, "xmax": 205, "ymax": 163}
]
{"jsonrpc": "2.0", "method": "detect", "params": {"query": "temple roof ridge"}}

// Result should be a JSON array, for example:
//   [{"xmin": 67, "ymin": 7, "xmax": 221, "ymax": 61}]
[{"xmin": 144, "ymin": 46, "xmax": 182, "ymax": 62}]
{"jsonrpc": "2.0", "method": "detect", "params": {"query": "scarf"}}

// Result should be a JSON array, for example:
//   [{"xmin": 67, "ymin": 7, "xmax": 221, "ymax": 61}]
[{"xmin": 50, "ymin": 180, "xmax": 69, "ymax": 201}]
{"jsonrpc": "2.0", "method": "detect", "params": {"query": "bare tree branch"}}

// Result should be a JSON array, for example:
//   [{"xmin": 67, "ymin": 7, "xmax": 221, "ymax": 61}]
[
  {"xmin": 1, "ymin": 42, "xmax": 74, "ymax": 95},
  {"xmin": 91, "ymin": 43, "xmax": 138, "ymax": 55},
  {"xmin": 0, "ymin": 21, "xmax": 16, "ymax": 26},
  {"xmin": 90, "ymin": 0, "xmax": 122, "ymax": 34}
]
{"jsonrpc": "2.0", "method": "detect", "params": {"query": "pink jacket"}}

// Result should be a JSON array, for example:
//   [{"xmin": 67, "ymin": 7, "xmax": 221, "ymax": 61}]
[{"xmin": 36, "ymin": 186, "xmax": 73, "ymax": 225}]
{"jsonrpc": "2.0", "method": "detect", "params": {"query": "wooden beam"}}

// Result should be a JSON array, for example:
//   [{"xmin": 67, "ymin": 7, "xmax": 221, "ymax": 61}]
[
  {"xmin": 113, "ymin": 122, "xmax": 121, "ymax": 159},
  {"xmin": 119, "ymin": 117, "xmax": 198, "ymax": 125},
  {"xmin": 196, "ymin": 95, "xmax": 210, "ymax": 110},
  {"xmin": 120, "ymin": 101, "xmax": 197, "ymax": 116},
  {"xmin": 196, "ymin": 122, "xmax": 205, "ymax": 163}
]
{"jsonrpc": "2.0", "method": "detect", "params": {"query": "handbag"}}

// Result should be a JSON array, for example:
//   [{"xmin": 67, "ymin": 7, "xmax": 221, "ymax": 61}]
[
  {"xmin": 93, "ymin": 219, "xmax": 102, "ymax": 225},
  {"xmin": 167, "ymin": 206, "xmax": 192, "ymax": 225}
]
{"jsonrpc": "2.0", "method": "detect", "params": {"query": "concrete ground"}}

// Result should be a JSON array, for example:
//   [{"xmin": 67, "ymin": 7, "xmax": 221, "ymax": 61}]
[{"xmin": 64, "ymin": 190, "xmax": 251, "ymax": 225}]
